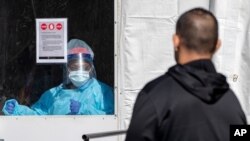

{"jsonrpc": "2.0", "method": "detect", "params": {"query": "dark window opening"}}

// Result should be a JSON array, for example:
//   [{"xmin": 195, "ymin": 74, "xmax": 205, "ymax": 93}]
[{"xmin": 0, "ymin": 0, "xmax": 114, "ymax": 115}]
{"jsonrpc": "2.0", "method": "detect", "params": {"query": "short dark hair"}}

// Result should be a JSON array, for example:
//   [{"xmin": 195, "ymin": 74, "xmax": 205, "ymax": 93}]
[{"xmin": 176, "ymin": 8, "xmax": 218, "ymax": 54}]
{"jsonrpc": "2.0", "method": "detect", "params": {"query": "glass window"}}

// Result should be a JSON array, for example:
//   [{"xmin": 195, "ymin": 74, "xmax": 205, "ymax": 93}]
[{"xmin": 0, "ymin": 0, "xmax": 114, "ymax": 116}]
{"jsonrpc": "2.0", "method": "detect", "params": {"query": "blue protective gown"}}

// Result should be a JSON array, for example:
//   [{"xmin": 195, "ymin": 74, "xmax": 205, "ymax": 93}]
[{"xmin": 2, "ymin": 78, "xmax": 114, "ymax": 115}]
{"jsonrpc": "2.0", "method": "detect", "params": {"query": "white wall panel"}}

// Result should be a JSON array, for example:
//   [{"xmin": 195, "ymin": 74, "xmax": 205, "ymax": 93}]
[
  {"xmin": 120, "ymin": 0, "xmax": 250, "ymax": 132},
  {"xmin": 119, "ymin": 0, "xmax": 214, "ymax": 130}
]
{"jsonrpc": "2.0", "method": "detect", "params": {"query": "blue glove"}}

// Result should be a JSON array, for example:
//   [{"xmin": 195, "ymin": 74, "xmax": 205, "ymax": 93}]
[
  {"xmin": 3, "ymin": 100, "xmax": 17, "ymax": 115},
  {"xmin": 70, "ymin": 99, "xmax": 81, "ymax": 115}
]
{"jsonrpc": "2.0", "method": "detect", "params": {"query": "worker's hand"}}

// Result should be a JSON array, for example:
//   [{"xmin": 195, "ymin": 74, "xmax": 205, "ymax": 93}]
[
  {"xmin": 4, "ymin": 100, "xmax": 17, "ymax": 114},
  {"xmin": 70, "ymin": 99, "xmax": 81, "ymax": 115}
]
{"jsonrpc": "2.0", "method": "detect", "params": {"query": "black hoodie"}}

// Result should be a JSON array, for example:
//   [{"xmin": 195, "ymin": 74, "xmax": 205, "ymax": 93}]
[{"xmin": 126, "ymin": 59, "xmax": 246, "ymax": 141}]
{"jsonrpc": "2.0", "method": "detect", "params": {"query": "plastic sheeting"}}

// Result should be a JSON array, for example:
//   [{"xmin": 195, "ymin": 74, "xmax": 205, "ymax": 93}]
[
  {"xmin": 119, "ymin": 0, "xmax": 250, "ymax": 130},
  {"xmin": 212, "ymin": 0, "xmax": 250, "ymax": 122}
]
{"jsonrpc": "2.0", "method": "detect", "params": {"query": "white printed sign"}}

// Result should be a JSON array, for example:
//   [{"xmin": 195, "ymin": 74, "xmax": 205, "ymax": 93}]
[{"xmin": 36, "ymin": 18, "xmax": 68, "ymax": 63}]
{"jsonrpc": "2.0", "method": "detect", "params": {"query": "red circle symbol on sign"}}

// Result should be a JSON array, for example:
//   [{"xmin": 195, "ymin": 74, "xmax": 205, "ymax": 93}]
[
  {"xmin": 49, "ymin": 23, "xmax": 55, "ymax": 30},
  {"xmin": 56, "ymin": 23, "xmax": 62, "ymax": 30},
  {"xmin": 41, "ymin": 23, "xmax": 47, "ymax": 30}
]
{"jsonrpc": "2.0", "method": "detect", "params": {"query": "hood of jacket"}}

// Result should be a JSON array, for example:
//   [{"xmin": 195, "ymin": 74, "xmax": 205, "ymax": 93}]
[{"xmin": 168, "ymin": 59, "xmax": 229, "ymax": 104}]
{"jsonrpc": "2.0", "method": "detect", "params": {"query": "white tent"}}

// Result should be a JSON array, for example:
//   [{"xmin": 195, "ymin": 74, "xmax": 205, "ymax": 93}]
[{"xmin": 119, "ymin": 0, "xmax": 250, "ymax": 132}]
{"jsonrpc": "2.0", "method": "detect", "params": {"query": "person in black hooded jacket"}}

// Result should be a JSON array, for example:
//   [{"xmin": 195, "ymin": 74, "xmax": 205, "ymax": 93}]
[{"xmin": 125, "ymin": 8, "xmax": 247, "ymax": 141}]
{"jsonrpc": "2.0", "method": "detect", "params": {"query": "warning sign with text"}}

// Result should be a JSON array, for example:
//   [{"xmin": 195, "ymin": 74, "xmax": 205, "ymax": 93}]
[{"xmin": 36, "ymin": 18, "xmax": 67, "ymax": 63}]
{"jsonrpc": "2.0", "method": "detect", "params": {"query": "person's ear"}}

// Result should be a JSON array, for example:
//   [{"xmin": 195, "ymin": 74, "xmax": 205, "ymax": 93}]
[
  {"xmin": 173, "ymin": 34, "xmax": 180, "ymax": 51},
  {"xmin": 214, "ymin": 39, "xmax": 221, "ymax": 53}
]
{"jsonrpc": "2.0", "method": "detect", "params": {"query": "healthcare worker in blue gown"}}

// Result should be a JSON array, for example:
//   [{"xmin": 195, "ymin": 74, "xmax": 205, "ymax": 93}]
[{"xmin": 2, "ymin": 39, "xmax": 114, "ymax": 115}]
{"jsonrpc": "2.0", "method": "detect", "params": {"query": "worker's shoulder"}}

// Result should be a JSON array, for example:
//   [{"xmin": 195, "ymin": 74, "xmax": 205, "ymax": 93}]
[
  {"xmin": 95, "ymin": 79, "xmax": 112, "ymax": 88},
  {"xmin": 94, "ymin": 79, "xmax": 114, "ymax": 93},
  {"xmin": 142, "ymin": 72, "xmax": 174, "ymax": 94}
]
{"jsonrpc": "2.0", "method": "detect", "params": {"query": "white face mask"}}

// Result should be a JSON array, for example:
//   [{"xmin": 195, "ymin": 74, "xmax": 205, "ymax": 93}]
[{"xmin": 68, "ymin": 70, "xmax": 90, "ymax": 87}]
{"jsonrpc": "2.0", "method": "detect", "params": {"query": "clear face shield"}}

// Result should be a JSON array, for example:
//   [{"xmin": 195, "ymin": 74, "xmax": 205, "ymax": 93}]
[{"xmin": 66, "ymin": 53, "xmax": 96, "ymax": 88}]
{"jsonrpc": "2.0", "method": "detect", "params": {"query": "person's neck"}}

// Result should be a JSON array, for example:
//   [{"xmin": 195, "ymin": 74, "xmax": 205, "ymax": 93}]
[{"xmin": 178, "ymin": 50, "xmax": 212, "ymax": 65}]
